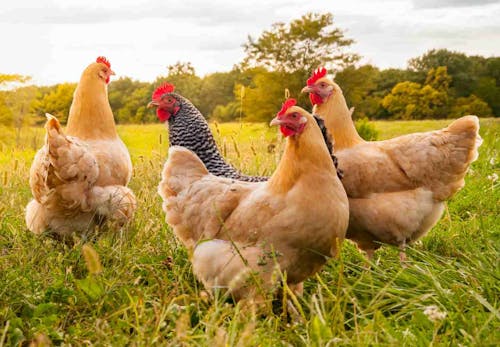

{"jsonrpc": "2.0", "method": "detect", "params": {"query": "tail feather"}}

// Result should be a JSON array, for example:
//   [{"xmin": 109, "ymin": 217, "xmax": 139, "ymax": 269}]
[
  {"xmin": 27, "ymin": 114, "xmax": 136, "ymax": 236},
  {"xmin": 433, "ymin": 115, "xmax": 482, "ymax": 200},
  {"xmin": 30, "ymin": 114, "xmax": 99, "ymax": 212},
  {"xmin": 45, "ymin": 113, "xmax": 62, "ymax": 132},
  {"xmin": 446, "ymin": 115, "xmax": 482, "ymax": 163}
]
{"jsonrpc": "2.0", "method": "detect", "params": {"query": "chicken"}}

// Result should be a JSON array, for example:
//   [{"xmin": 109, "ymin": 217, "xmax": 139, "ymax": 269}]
[
  {"xmin": 148, "ymin": 83, "xmax": 267, "ymax": 182},
  {"xmin": 158, "ymin": 99, "xmax": 349, "ymax": 301},
  {"xmin": 25, "ymin": 57, "xmax": 136, "ymax": 239},
  {"xmin": 302, "ymin": 67, "xmax": 482, "ymax": 261},
  {"xmin": 148, "ymin": 82, "xmax": 343, "ymax": 180}
]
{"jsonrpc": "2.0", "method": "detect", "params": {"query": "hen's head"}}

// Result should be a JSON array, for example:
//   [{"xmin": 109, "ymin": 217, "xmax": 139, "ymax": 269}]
[
  {"xmin": 270, "ymin": 99, "xmax": 308, "ymax": 137},
  {"xmin": 148, "ymin": 83, "xmax": 181, "ymax": 122},
  {"xmin": 86, "ymin": 56, "xmax": 115, "ymax": 84},
  {"xmin": 301, "ymin": 67, "xmax": 341, "ymax": 106}
]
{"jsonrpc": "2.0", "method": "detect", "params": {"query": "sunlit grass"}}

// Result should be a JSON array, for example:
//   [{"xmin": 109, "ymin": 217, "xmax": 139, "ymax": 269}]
[{"xmin": 0, "ymin": 118, "xmax": 498, "ymax": 345}]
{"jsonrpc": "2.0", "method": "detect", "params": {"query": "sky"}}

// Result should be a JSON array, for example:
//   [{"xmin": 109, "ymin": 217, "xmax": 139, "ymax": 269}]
[{"xmin": 1, "ymin": 0, "xmax": 499, "ymax": 85}]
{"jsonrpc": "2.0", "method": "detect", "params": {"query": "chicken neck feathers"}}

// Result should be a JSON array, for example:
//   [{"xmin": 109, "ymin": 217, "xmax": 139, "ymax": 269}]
[{"xmin": 66, "ymin": 66, "xmax": 117, "ymax": 140}]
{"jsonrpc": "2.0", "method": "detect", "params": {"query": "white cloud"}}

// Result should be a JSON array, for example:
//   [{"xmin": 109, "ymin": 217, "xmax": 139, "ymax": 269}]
[
  {"xmin": 413, "ymin": 0, "xmax": 499, "ymax": 9},
  {"xmin": 0, "ymin": 0, "xmax": 498, "ymax": 84}
]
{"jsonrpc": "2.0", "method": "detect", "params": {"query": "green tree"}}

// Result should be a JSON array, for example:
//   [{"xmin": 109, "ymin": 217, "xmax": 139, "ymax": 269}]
[
  {"xmin": 31, "ymin": 83, "xmax": 76, "ymax": 124},
  {"xmin": 233, "ymin": 13, "xmax": 357, "ymax": 123},
  {"xmin": 382, "ymin": 81, "xmax": 448, "ymax": 120},
  {"xmin": 375, "ymin": 68, "xmax": 424, "ymax": 96},
  {"xmin": 472, "ymin": 77, "xmax": 500, "ymax": 117},
  {"xmin": 243, "ymin": 12, "xmax": 358, "ymax": 76},
  {"xmin": 154, "ymin": 62, "xmax": 203, "ymax": 113},
  {"xmin": 0, "ymin": 91, "xmax": 14, "ymax": 126},
  {"xmin": 109, "ymin": 77, "xmax": 137, "ymax": 115},
  {"xmin": 408, "ymin": 49, "xmax": 500, "ymax": 116},
  {"xmin": 382, "ymin": 81, "xmax": 422, "ymax": 120},
  {"xmin": 332, "ymin": 67, "xmax": 425, "ymax": 120},
  {"xmin": 0, "ymin": 91, "xmax": 13, "ymax": 126},
  {"xmin": 408, "ymin": 49, "xmax": 485, "ymax": 98},
  {"xmin": 0, "ymin": 73, "xmax": 30, "ymax": 85},
  {"xmin": 484, "ymin": 57, "xmax": 500, "ymax": 84},
  {"xmin": 0, "ymin": 73, "xmax": 32, "ymax": 126},
  {"xmin": 382, "ymin": 67, "xmax": 451, "ymax": 120},
  {"xmin": 212, "ymin": 101, "xmax": 241, "ymax": 122},
  {"xmin": 419, "ymin": 84, "xmax": 449, "ymax": 119},
  {"xmin": 237, "ymin": 70, "xmax": 285, "ymax": 122},
  {"xmin": 480, "ymin": 57, "xmax": 500, "ymax": 116},
  {"xmin": 334, "ymin": 65, "xmax": 381, "ymax": 119},
  {"xmin": 451, "ymin": 95, "xmax": 493, "ymax": 118},
  {"xmin": 116, "ymin": 85, "xmax": 152, "ymax": 123},
  {"xmin": 424, "ymin": 66, "xmax": 450, "ymax": 117},
  {"xmin": 199, "ymin": 70, "xmax": 240, "ymax": 117},
  {"xmin": 235, "ymin": 68, "xmax": 308, "ymax": 122},
  {"xmin": 109, "ymin": 77, "xmax": 152, "ymax": 123},
  {"xmin": 4, "ymin": 86, "xmax": 37, "ymax": 144},
  {"xmin": 425, "ymin": 66, "xmax": 451, "ymax": 92}
]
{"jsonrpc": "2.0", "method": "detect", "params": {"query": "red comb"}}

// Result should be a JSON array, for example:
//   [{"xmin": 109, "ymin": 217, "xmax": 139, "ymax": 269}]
[
  {"xmin": 277, "ymin": 98, "xmax": 297, "ymax": 116},
  {"xmin": 96, "ymin": 56, "xmax": 111, "ymax": 68},
  {"xmin": 152, "ymin": 82, "xmax": 175, "ymax": 100},
  {"xmin": 307, "ymin": 67, "xmax": 327, "ymax": 86}
]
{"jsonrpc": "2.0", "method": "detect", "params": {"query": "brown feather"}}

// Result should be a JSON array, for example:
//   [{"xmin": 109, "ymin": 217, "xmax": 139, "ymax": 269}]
[
  {"xmin": 311, "ymin": 77, "xmax": 482, "ymax": 257},
  {"xmin": 158, "ymin": 107, "xmax": 349, "ymax": 300}
]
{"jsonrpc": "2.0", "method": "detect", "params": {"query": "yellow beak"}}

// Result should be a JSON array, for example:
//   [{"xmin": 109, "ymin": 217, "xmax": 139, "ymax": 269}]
[
  {"xmin": 269, "ymin": 117, "xmax": 283, "ymax": 127},
  {"xmin": 301, "ymin": 86, "xmax": 313, "ymax": 93},
  {"xmin": 147, "ymin": 101, "xmax": 159, "ymax": 108}
]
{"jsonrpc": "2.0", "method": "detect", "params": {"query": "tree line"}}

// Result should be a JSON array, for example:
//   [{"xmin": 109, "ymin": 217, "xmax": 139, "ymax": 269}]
[{"xmin": 0, "ymin": 13, "xmax": 498, "ymax": 129}]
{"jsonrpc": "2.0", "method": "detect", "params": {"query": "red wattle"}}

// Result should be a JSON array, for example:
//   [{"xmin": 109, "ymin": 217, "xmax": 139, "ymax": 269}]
[
  {"xmin": 309, "ymin": 93, "xmax": 323, "ymax": 105},
  {"xmin": 280, "ymin": 125, "xmax": 296, "ymax": 137},
  {"xmin": 157, "ymin": 108, "xmax": 171, "ymax": 122}
]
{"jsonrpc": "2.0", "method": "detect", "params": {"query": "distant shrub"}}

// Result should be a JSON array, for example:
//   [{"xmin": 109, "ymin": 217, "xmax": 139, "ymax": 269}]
[
  {"xmin": 212, "ymin": 102, "xmax": 241, "ymax": 122},
  {"xmin": 355, "ymin": 117, "xmax": 378, "ymax": 141},
  {"xmin": 451, "ymin": 95, "xmax": 493, "ymax": 118}
]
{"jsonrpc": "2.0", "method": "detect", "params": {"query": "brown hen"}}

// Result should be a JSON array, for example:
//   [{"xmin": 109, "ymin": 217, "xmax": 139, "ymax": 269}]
[
  {"xmin": 25, "ymin": 57, "xmax": 136, "ymax": 239},
  {"xmin": 158, "ymin": 99, "xmax": 349, "ymax": 301},
  {"xmin": 303, "ymin": 68, "xmax": 482, "ymax": 261}
]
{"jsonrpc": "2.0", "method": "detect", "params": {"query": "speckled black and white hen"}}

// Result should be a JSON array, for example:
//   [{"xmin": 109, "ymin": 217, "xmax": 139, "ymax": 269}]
[
  {"xmin": 148, "ymin": 82, "xmax": 342, "ymax": 181},
  {"xmin": 148, "ymin": 83, "xmax": 267, "ymax": 182}
]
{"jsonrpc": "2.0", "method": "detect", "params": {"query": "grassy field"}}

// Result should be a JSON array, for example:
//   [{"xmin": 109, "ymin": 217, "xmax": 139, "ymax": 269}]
[{"xmin": 0, "ymin": 118, "xmax": 499, "ymax": 346}]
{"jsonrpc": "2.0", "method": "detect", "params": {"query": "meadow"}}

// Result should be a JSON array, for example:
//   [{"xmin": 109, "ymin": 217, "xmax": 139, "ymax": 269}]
[{"xmin": 0, "ymin": 119, "xmax": 498, "ymax": 346}]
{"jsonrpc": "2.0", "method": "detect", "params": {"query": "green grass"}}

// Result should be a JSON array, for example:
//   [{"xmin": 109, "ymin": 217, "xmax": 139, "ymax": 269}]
[{"xmin": 0, "ymin": 119, "xmax": 499, "ymax": 346}]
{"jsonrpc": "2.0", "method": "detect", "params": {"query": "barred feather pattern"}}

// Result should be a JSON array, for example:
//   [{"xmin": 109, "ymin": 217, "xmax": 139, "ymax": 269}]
[
  {"xmin": 313, "ymin": 115, "xmax": 343, "ymax": 180},
  {"xmin": 167, "ymin": 94, "xmax": 267, "ymax": 182}
]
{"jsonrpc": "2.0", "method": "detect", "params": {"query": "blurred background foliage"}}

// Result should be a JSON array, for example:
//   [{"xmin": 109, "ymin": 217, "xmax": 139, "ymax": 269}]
[{"xmin": 0, "ymin": 12, "xmax": 498, "ymax": 129}]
